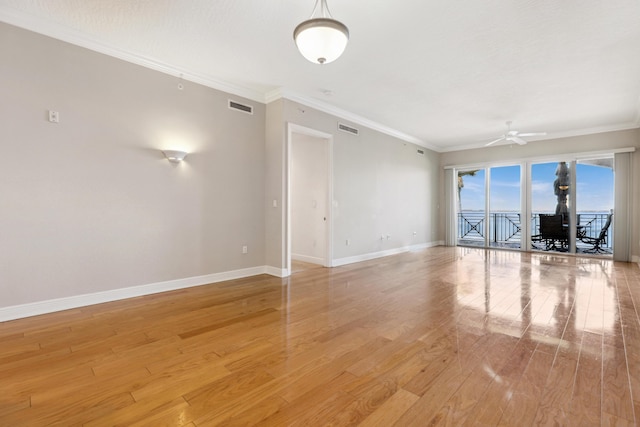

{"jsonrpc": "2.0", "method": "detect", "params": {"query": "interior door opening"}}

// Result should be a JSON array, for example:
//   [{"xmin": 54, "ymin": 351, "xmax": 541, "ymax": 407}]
[{"xmin": 287, "ymin": 124, "xmax": 334, "ymax": 275}]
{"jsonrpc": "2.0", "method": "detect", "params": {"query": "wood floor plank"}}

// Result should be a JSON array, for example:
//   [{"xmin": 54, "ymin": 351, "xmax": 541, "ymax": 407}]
[
  {"xmin": 129, "ymin": 358, "xmax": 232, "ymax": 402},
  {"xmin": 327, "ymin": 378, "xmax": 397, "ymax": 425},
  {"xmin": 496, "ymin": 348, "xmax": 555, "ymax": 426},
  {"xmin": 567, "ymin": 277, "xmax": 603, "ymax": 426},
  {"xmin": 602, "ymin": 343, "xmax": 635, "ymax": 423},
  {"xmin": 0, "ymin": 247, "xmax": 636, "ymax": 425},
  {"xmin": 255, "ymin": 371, "xmax": 358, "ymax": 427},
  {"xmin": 84, "ymin": 396, "xmax": 191, "ymax": 427},
  {"xmin": 469, "ymin": 336, "xmax": 540, "ymax": 425},
  {"xmin": 357, "ymin": 388, "xmax": 419, "ymax": 427},
  {"xmin": 533, "ymin": 344, "xmax": 581, "ymax": 426},
  {"xmin": 184, "ymin": 369, "xmax": 275, "ymax": 410},
  {"xmin": 198, "ymin": 394, "xmax": 289, "ymax": 427},
  {"xmin": 0, "ymin": 394, "xmax": 30, "ymax": 418}
]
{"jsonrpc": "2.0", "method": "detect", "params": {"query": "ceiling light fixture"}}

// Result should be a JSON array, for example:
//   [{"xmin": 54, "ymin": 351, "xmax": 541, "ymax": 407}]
[{"xmin": 293, "ymin": 0, "xmax": 349, "ymax": 65}]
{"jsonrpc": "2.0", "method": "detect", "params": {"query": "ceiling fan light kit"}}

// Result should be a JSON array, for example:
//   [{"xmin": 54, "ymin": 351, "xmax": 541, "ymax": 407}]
[
  {"xmin": 294, "ymin": 0, "xmax": 349, "ymax": 64},
  {"xmin": 485, "ymin": 120, "xmax": 547, "ymax": 146}
]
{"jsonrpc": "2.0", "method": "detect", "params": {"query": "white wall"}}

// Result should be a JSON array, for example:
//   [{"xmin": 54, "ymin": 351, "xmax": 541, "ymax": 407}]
[
  {"xmin": 291, "ymin": 133, "xmax": 328, "ymax": 265},
  {"xmin": 439, "ymin": 128, "xmax": 640, "ymax": 260},
  {"xmin": 0, "ymin": 23, "xmax": 266, "ymax": 309}
]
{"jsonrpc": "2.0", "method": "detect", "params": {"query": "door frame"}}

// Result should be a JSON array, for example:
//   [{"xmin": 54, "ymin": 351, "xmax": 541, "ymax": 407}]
[{"xmin": 286, "ymin": 123, "xmax": 334, "ymax": 272}]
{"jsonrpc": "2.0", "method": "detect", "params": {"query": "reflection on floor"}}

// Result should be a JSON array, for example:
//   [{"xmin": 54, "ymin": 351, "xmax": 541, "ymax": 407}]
[
  {"xmin": 1, "ymin": 247, "xmax": 637, "ymax": 425},
  {"xmin": 459, "ymin": 238, "xmax": 613, "ymax": 256},
  {"xmin": 291, "ymin": 260, "xmax": 324, "ymax": 274}
]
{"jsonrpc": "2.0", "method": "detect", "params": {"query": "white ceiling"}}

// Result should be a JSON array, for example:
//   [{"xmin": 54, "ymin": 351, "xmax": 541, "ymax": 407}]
[{"xmin": 1, "ymin": 0, "xmax": 640, "ymax": 152}]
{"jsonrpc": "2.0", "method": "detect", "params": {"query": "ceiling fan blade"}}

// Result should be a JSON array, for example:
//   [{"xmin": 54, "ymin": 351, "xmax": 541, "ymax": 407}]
[
  {"xmin": 485, "ymin": 136, "xmax": 506, "ymax": 146},
  {"xmin": 509, "ymin": 136, "xmax": 528, "ymax": 145},
  {"xmin": 517, "ymin": 132, "xmax": 547, "ymax": 137}
]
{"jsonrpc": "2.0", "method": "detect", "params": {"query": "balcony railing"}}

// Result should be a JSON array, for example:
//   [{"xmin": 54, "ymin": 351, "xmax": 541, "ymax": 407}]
[{"xmin": 457, "ymin": 212, "xmax": 612, "ymax": 251}]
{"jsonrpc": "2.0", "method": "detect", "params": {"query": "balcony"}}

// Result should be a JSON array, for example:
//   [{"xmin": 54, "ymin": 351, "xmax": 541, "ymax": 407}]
[{"xmin": 457, "ymin": 212, "xmax": 612, "ymax": 254}]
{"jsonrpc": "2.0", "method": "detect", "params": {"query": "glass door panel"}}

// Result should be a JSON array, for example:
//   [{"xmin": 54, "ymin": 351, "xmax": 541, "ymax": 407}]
[
  {"xmin": 576, "ymin": 158, "xmax": 614, "ymax": 256},
  {"xmin": 457, "ymin": 169, "xmax": 485, "ymax": 247},
  {"xmin": 489, "ymin": 165, "xmax": 521, "ymax": 249},
  {"xmin": 531, "ymin": 161, "xmax": 572, "ymax": 253}
]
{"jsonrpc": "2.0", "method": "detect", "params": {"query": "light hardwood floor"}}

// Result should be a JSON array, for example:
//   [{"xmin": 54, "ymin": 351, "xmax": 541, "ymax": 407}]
[{"xmin": 1, "ymin": 247, "xmax": 639, "ymax": 426}]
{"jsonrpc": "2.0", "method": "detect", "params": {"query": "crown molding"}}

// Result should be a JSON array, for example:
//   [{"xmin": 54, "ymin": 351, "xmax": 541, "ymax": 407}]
[
  {"xmin": 441, "ymin": 122, "xmax": 640, "ymax": 153},
  {"xmin": 1, "ymin": 6, "xmax": 435, "ymax": 151},
  {"xmin": 0, "ymin": 6, "xmax": 439, "ymax": 151},
  {"xmin": 0, "ymin": 7, "xmax": 266, "ymax": 104},
  {"xmin": 267, "ymin": 88, "xmax": 439, "ymax": 151},
  {"xmin": 3, "ymin": 6, "xmax": 637, "ymax": 153}
]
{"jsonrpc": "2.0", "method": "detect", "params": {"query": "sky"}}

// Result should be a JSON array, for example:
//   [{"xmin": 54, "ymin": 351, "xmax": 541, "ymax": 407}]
[{"xmin": 459, "ymin": 162, "xmax": 614, "ymax": 212}]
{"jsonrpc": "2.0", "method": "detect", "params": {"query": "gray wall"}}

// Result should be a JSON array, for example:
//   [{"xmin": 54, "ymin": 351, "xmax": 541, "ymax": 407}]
[
  {"xmin": 264, "ymin": 100, "xmax": 285, "ymax": 270},
  {"xmin": 439, "ymin": 128, "xmax": 640, "ymax": 260},
  {"xmin": 1, "ymin": 22, "xmax": 441, "ymax": 311},
  {"xmin": 6, "ymin": 19, "xmax": 632, "ymax": 314},
  {"xmin": 263, "ymin": 99, "xmax": 441, "ymax": 269},
  {"xmin": 0, "ymin": 23, "xmax": 266, "ymax": 307}
]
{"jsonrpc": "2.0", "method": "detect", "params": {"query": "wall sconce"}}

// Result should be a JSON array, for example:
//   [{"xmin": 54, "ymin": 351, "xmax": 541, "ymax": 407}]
[{"xmin": 162, "ymin": 150, "xmax": 188, "ymax": 163}]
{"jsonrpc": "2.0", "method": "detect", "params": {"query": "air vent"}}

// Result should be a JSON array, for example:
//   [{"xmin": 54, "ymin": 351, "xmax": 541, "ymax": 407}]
[
  {"xmin": 228, "ymin": 100, "xmax": 253, "ymax": 115},
  {"xmin": 338, "ymin": 122, "xmax": 359, "ymax": 136},
  {"xmin": 417, "ymin": 149, "xmax": 425, "ymax": 155}
]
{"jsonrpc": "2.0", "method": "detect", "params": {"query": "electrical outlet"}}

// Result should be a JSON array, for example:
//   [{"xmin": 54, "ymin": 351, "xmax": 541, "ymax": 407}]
[
  {"xmin": 346, "ymin": 239, "xmax": 350, "ymax": 246},
  {"xmin": 242, "ymin": 245, "xmax": 248, "ymax": 254},
  {"xmin": 48, "ymin": 110, "xmax": 59, "ymax": 123}
]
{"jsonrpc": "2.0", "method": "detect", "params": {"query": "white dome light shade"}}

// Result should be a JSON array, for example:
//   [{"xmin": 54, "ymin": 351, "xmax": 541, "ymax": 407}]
[{"xmin": 294, "ymin": 18, "xmax": 349, "ymax": 64}]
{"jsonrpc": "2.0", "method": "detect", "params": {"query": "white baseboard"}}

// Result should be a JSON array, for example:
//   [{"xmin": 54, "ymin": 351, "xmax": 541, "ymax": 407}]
[
  {"xmin": 410, "ymin": 240, "xmax": 443, "ymax": 251},
  {"xmin": 0, "ymin": 265, "xmax": 282, "ymax": 322},
  {"xmin": 0, "ymin": 242, "xmax": 447, "ymax": 322},
  {"xmin": 291, "ymin": 253, "xmax": 324, "ymax": 265},
  {"xmin": 264, "ymin": 266, "xmax": 290, "ymax": 278},
  {"xmin": 333, "ymin": 241, "xmax": 441, "ymax": 267}
]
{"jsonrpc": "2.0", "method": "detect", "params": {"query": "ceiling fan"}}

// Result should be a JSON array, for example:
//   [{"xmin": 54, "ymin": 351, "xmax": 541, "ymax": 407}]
[{"xmin": 485, "ymin": 121, "xmax": 547, "ymax": 146}]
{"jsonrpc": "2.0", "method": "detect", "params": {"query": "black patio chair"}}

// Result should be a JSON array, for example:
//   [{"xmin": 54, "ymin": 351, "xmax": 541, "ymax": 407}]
[
  {"xmin": 582, "ymin": 214, "xmax": 613, "ymax": 254},
  {"xmin": 539, "ymin": 214, "xmax": 567, "ymax": 251}
]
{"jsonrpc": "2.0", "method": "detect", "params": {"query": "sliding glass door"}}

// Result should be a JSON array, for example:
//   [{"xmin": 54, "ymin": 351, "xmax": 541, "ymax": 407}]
[
  {"xmin": 489, "ymin": 166, "xmax": 521, "ymax": 249},
  {"xmin": 576, "ymin": 158, "xmax": 614, "ymax": 255},
  {"xmin": 457, "ymin": 169, "xmax": 485, "ymax": 247},
  {"xmin": 448, "ymin": 151, "xmax": 623, "ymax": 259},
  {"xmin": 530, "ymin": 161, "xmax": 572, "ymax": 253},
  {"xmin": 529, "ymin": 158, "xmax": 613, "ymax": 257},
  {"xmin": 457, "ymin": 165, "xmax": 521, "ymax": 249}
]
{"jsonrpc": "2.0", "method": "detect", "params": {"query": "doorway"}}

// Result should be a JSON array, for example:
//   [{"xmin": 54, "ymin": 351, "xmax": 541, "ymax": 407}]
[{"xmin": 287, "ymin": 124, "xmax": 333, "ymax": 274}]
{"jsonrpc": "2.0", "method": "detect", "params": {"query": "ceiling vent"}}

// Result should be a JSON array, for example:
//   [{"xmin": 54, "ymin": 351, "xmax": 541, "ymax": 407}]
[
  {"xmin": 338, "ymin": 122, "xmax": 359, "ymax": 136},
  {"xmin": 228, "ymin": 100, "xmax": 253, "ymax": 115}
]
